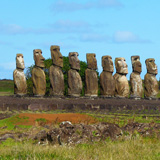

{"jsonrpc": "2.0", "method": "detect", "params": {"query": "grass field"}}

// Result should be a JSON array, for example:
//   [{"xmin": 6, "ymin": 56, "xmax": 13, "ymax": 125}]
[
  {"xmin": 0, "ymin": 111, "xmax": 159, "ymax": 160},
  {"xmin": 0, "ymin": 137, "xmax": 159, "ymax": 160},
  {"xmin": 0, "ymin": 80, "xmax": 14, "ymax": 96}
]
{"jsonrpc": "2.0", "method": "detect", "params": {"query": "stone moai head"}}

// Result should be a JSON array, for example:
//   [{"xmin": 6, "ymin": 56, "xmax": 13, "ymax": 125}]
[
  {"xmin": 33, "ymin": 49, "xmax": 45, "ymax": 68},
  {"xmin": 102, "ymin": 55, "xmax": 114, "ymax": 73},
  {"xmin": 131, "ymin": 56, "xmax": 142, "ymax": 73},
  {"xmin": 16, "ymin": 54, "xmax": 25, "ymax": 70},
  {"xmin": 50, "ymin": 45, "xmax": 63, "ymax": 68},
  {"xmin": 86, "ymin": 53, "xmax": 97, "ymax": 70},
  {"xmin": 69, "ymin": 52, "xmax": 80, "ymax": 70},
  {"xmin": 115, "ymin": 57, "xmax": 128, "ymax": 75},
  {"xmin": 145, "ymin": 58, "xmax": 158, "ymax": 75}
]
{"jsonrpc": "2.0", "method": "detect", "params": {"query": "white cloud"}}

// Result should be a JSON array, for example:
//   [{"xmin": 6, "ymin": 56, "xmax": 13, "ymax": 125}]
[
  {"xmin": 113, "ymin": 31, "xmax": 151, "ymax": 43},
  {"xmin": 0, "ymin": 20, "xmax": 91, "ymax": 35},
  {"xmin": 80, "ymin": 34, "xmax": 109, "ymax": 42},
  {"xmin": 51, "ymin": 0, "xmax": 123, "ymax": 12}
]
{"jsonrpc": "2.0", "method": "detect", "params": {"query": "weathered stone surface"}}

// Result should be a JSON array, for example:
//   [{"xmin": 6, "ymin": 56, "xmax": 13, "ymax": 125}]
[
  {"xmin": 13, "ymin": 54, "xmax": 27, "ymax": 95},
  {"xmin": 68, "ymin": 52, "xmax": 82, "ymax": 97},
  {"xmin": 100, "ymin": 56, "xmax": 115, "ymax": 97},
  {"xmin": 49, "ymin": 65, "xmax": 64, "ymax": 96},
  {"xmin": 130, "ymin": 56, "xmax": 143, "ymax": 98},
  {"xmin": 32, "ymin": 49, "xmax": 46, "ymax": 96},
  {"xmin": 49, "ymin": 45, "xmax": 64, "ymax": 96},
  {"xmin": 68, "ymin": 69, "xmax": 82, "ymax": 97},
  {"xmin": 50, "ymin": 45, "xmax": 63, "ymax": 68},
  {"xmin": 114, "ymin": 57, "xmax": 129, "ymax": 98},
  {"xmin": 47, "ymin": 121, "xmax": 122, "ymax": 145},
  {"xmin": 144, "ymin": 58, "xmax": 158, "ymax": 99},
  {"xmin": 100, "ymin": 72, "xmax": 115, "ymax": 97},
  {"xmin": 85, "ymin": 69, "xmax": 98, "ymax": 97},
  {"xmin": 102, "ymin": 55, "xmax": 114, "ymax": 72},
  {"xmin": 85, "ymin": 54, "xmax": 98, "ymax": 97},
  {"xmin": 86, "ymin": 53, "xmax": 97, "ymax": 70},
  {"xmin": 69, "ymin": 52, "xmax": 80, "ymax": 70}
]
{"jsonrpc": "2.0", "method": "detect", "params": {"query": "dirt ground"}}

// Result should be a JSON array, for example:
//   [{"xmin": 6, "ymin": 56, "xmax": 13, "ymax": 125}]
[{"xmin": 16, "ymin": 113, "xmax": 97, "ymax": 126}]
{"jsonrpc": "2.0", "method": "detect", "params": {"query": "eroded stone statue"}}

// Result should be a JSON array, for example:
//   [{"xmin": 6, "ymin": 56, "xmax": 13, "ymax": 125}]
[
  {"xmin": 49, "ymin": 45, "xmax": 64, "ymax": 96},
  {"xmin": 144, "ymin": 58, "xmax": 158, "ymax": 99},
  {"xmin": 68, "ymin": 52, "xmax": 82, "ymax": 97},
  {"xmin": 114, "ymin": 57, "xmax": 129, "ymax": 98},
  {"xmin": 130, "ymin": 56, "xmax": 143, "ymax": 99},
  {"xmin": 100, "ymin": 55, "xmax": 115, "ymax": 97},
  {"xmin": 13, "ymin": 54, "xmax": 27, "ymax": 96},
  {"xmin": 32, "ymin": 49, "xmax": 46, "ymax": 96},
  {"xmin": 85, "ymin": 53, "xmax": 98, "ymax": 97}
]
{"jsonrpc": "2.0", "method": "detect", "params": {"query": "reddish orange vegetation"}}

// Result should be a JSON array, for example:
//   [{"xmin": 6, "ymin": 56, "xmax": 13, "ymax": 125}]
[{"xmin": 16, "ymin": 113, "xmax": 97, "ymax": 126}]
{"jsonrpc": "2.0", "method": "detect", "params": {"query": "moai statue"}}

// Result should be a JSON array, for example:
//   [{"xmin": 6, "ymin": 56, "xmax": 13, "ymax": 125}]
[
  {"xmin": 114, "ymin": 57, "xmax": 129, "ymax": 98},
  {"xmin": 68, "ymin": 52, "xmax": 82, "ymax": 97},
  {"xmin": 100, "ymin": 55, "xmax": 115, "ymax": 97},
  {"xmin": 32, "ymin": 49, "xmax": 46, "ymax": 96},
  {"xmin": 130, "ymin": 56, "xmax": 143, "ymax": 99},
  {"xmin": 13, "ymin": 54, "xmax": 27, "ymax": 96},
  {"xmin": 85, "ymin": 53, "xmax": 98, "ymax": 97},
  {"xmin": 49, "ymin": 45, "xmax": 64, "ymax": 96},
  {"xmin": 144, "ymin": 58, "xmax": 159, "ymax": 99}
]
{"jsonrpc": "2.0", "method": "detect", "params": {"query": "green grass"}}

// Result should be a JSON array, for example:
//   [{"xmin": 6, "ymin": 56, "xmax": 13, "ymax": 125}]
[
  {"xmin": 0, "ymin": 111, "xmax": 159, "ymax": 159},
  {"xmin": 0, "ymin": 80, "xmax": 14, "ymax": 96},
  {"xmin": 0, "ymin": 137, "xmax": 159, "ymax": 160},
  {"xmin": 0, "ymin": 114, "xmax": 31, "ymax": 130},
  {"xmin": 87, "ymin": 113, "xmax": 160, "ymax": 127}
]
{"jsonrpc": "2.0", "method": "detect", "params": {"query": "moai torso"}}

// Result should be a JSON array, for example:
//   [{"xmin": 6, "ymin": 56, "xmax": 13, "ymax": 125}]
[
  {"xmin": 130, "ymin": 72, "xmax": 143, "ymax": 98},
  {"xmin": 68, "ymin": 52, "xmax": 82, "ymax": 97},
  {"xmin": 32, "ymin": 49, "xmax": 46, "ymax": 96},
  {"xmin": 100, "ymin": 56, "xmax": 115, "ymax": 97},
  {"xmin": 32, "ymin": 67, "xmax": 46, "ymax": 96},
  {"xmin": 114, "ymin": 57, "xmax": 129, "ymax": 98},
  {"xmin": 85, "ymin": 54, "xmax": 98, "ymax": 97},
  {"xmin": 13, "ymin": 54, "xmax": 27, "ymax": 96},
  {"xmin": 49, "ymin": 65, "xmax": 64, "ymax": 96},
  {"xmin": 114, "ymin": 73, "xmax": 129, "ymax": 98},
  {"xmin": 68, "ymin": 69, "xmax": 82, "ymax": 96},
  {"xmin": 130, "ymin": 56, "xmax": 143, "ymax": 98},
  {"xmin": 144, "ymin": 58, "xmax": 158, "ymax": 99},
  {"xmin": 49, "ymin": 45, "xmax": 64, "ymax": 96},
  {"xmin": 144, "ymin": 73, "xmax": 158, "ymax": 98}
]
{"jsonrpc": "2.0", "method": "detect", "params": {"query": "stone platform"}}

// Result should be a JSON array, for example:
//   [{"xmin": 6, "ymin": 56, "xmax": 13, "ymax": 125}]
[{"xmin": 0, "ymin": 96, "xmax": 160, "ymax": 114}]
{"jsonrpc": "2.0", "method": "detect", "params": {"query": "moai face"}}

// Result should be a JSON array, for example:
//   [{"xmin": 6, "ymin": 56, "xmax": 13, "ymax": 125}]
[
  {"xmin": 69, "ymin": 52, "xmax": 80, "ymax": 70},
  {"xmin": 33, "ymin": 49, "xmax": 45, "ymax": 68},
  {"xmin": 145, "ymin": 58, "xmax": 158, "ymax": 75},
  {"xmin": 115, "ymin": 57, "xmax": 128, "ymax": 74},
  {"xmin": 102, "ymin": 55, "xmax": 114, "ymax": 73},
  {"xmin": 16, "ymin": 54, "xmax": 25, "ymax": 70},
  {"xmin": 131, "ymin": 56, "xmax": 142, "ymax": 73},
  {"xmin": 50, "ymin": 45, "xmax": 63, "ymax": 68},
  {"xmin": 86, "ymin": 53, "xmax": 97, "ymax": 70}
]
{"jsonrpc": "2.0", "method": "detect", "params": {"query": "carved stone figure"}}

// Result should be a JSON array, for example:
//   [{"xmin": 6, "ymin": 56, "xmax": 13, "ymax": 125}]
[
  {"xmin": 114, "ymin": 57, "xmax": 129, "ymax": 98},
  {"xmin": 144, "ymin": 58, "xmax": 158, "ymax": 99},
  {"xmin": 100, "ymin": 55, "xmax": 115, "ymax": 97},
  {"xmin": 49, "ymin": 45, "xmax": 64, "ymax": 96},
  {"xmin": 32, "ymin": 49, "xmax": 46, "ymax": 96},
  {"xmin": 68, "ymin": 52, "xmax": 82, "ymax": 97},
  {"xmin": 85, "ymin": 53, "xmax": 98, "ymax": 97},
  {"xmin": 13, "ymin": 54, "xmax": 27, "ymax": 96},
  {"xmin": 130, "ymin": 56, "xmax": 143, "ymax": 99}
]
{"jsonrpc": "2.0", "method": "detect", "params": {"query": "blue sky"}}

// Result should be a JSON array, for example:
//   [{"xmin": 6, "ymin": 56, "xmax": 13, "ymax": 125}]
[{"xmin": 0, "ymin": 0, "xmax": 160, "ymax": 80}]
